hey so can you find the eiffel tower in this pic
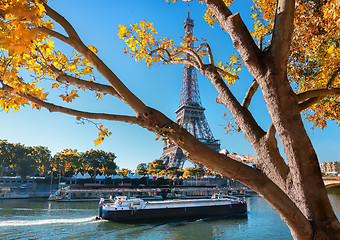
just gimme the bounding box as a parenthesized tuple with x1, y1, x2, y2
(160, 11, 220, 168)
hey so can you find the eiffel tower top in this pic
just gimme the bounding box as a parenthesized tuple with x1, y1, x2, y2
(184, 6, 194, 34)
(177, 7, 203, 110)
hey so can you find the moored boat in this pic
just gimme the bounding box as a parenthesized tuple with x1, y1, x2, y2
(0, 188, 29, 199)
(98, 194, 247, 222)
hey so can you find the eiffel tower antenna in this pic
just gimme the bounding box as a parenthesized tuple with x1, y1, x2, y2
(187, 4, 190, 18)
(160, 12, 220, 169)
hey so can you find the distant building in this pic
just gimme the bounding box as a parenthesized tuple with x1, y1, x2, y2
(320, 161, 340, 175)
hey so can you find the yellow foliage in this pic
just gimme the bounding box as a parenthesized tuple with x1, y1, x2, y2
(88, 45, 98, 53)
(59, 90, 79, 103)
(251, 0, 340, 128)
(0, 0, 99, 113)
(94, 125, 112, 146)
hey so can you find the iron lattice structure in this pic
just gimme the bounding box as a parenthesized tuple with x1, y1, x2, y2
(160, 13, 220, 168)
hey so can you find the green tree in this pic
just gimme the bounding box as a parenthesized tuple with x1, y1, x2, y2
(51, 149, 81, 177)
(12, 145, 36, 178)
(164, 166, 184, 177)
(136, 163, 148, 176)
(183, 167, 205, 178)
(1, 1, 340, 239)
(148, 159, 165, 175)
(81, 149, 117, 176)
(0, 140, 15, 176)
(31, 146, 51, 176)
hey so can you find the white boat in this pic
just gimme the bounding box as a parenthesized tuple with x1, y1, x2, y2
(48, 188, 163, 202)
(0, 190, 29, 199)
(98, 194, 247, 222)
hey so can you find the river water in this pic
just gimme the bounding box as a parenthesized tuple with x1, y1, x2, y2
(1, 188, 340, 240)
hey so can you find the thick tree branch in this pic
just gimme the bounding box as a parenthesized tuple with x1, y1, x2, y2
(242, 80, 259, 109)
(2, 84, 139, 124)
(299, 97, 321, 111)
(219, 149, 256, 164)
(201, 65, 266, 144)
(227, 153, 257, 164)
(206, 0, 264, 79)
(297, 88, 340, 104)
(43, 4, 147, 115)
(270, 0, 295, 67)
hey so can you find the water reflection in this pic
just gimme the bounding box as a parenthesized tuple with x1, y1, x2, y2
(327, 186, 340, 218)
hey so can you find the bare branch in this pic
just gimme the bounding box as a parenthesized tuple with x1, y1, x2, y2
(151, 42, 212, 68)
(195, 43, 214, 65)
(43, 3, 81, 41)
(149, 48, 172, 60)
(49, 65, 123, 100)
(2, 84, 139, 124)
(151, 48, 202, 69)
(171, 48, 204, 69)
(38, 26, 70, 44)
(242, 80, 259, 109)
(163, 115, 311, 237)
(56, 75, 123, 100)
(237, 79, 259, 132)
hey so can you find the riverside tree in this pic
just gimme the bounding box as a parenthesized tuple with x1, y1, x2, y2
(0, 0, 340, 239)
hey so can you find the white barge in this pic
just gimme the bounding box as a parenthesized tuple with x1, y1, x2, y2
(98, 194, 247, 222)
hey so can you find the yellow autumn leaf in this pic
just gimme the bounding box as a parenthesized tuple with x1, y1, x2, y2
(88, 45, 98, 53)
(327, 45, 335, 54)
(94, 138, 102, 147)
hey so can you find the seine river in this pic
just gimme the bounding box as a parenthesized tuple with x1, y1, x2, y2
(1, 188, 340, 240)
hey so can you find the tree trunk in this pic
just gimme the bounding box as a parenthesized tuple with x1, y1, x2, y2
(255, 55, 340, 239)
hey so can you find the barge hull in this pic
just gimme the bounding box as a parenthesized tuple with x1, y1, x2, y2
(101, 202, 247, 222)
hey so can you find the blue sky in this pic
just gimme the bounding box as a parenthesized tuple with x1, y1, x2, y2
(0, 0, 339, 170)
